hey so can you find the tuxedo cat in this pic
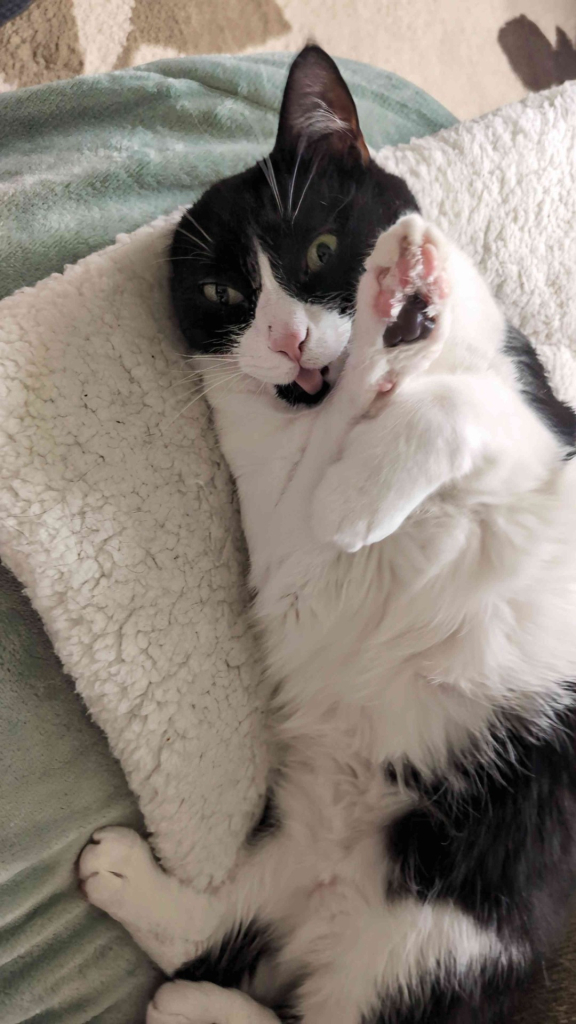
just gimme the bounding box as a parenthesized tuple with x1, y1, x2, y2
(80, 46, 576, 1024)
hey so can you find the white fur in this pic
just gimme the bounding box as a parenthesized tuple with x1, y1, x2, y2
(80, 210, 576, 1022)
(235, 248, 350, 386)
(148, 980, 279, 1024)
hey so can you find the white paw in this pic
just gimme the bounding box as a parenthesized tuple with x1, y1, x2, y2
(351, 212, 451, 389)
(147, 981, 227, 1024)
(312, 450, 393, 552)
(79, 826, 159, 923)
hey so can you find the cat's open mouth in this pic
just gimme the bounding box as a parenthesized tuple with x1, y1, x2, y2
(276, 366, 331, 407)
(294, 366, 325, 395)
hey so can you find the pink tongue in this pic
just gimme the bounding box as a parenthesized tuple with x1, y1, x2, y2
(295, 367, 324, 395)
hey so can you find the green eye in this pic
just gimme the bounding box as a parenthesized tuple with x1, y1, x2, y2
(306, 234, 338, 273)
(202, 283, 245, 305)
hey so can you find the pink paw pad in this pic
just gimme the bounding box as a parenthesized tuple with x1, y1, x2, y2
(373, 235, 448, 347)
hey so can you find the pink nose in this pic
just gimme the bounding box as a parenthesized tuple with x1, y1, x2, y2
(269, 327, 307, 364)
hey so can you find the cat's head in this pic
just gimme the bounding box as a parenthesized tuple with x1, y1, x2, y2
(170, 45, 418, 407)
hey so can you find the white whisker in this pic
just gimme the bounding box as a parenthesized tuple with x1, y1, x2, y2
(177, 227, 211, 254)
(288, 149, 303, 217)
(183, 211, 214, 246)
(293, 159, 318, 222)
(161, 372, 245, 432)
(258, 157, 284, 216)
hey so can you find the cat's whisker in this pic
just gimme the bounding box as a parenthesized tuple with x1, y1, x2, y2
(162, 372, 245, 432)
(287, 149, 303, 218)
(170, 367, 241, 388)
(292, 158, 319, 222)
(181, 352, 236, 359)
(183, 211, 214, 247)
(258, 157, 284, 217)
(176, 227, 212, 255)
(161, 255, 212, 264)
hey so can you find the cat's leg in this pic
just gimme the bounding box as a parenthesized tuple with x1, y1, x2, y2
(311, 370, 492, 552)
(311, 216, 506, 551)
(80, 821, 311, 975)
(79, 827, 224, 973)
(343, 212, 454, 399)
(147, 979, 279, 1024)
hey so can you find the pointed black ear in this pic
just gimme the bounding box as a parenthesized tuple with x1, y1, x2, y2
(273, 45, 370, 166)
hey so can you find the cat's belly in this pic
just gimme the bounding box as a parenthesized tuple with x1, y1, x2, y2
(246, 761, 409, 1013)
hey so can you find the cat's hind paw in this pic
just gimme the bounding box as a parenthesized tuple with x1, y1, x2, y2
(79, 826, 160, 922)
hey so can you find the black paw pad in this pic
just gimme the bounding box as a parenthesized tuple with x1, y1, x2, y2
(384, 294, 435, 348)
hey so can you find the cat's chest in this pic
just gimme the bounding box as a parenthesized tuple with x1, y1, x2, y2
(212, 390, 336, 581)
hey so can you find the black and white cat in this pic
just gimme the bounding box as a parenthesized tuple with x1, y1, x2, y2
(80, 46, 576, 1024)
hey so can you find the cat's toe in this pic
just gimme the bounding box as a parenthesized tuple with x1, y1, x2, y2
(369, 215, 450, 339)
(79, 826, 157, 918)
(147, 981, 199, 1023)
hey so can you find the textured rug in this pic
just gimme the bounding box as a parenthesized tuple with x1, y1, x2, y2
(0, 0, 575, 118)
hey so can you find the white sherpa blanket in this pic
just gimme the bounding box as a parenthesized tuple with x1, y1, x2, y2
(0, 83, 574, 887)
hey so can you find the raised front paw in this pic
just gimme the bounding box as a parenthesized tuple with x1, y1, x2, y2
(79, 826, 160, 923)
(350, 213, 451, 392)
(371, 213, 449, 341)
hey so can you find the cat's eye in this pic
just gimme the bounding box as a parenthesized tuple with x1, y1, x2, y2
(202, 283, 245, 305)
(306, 234, 338, 273)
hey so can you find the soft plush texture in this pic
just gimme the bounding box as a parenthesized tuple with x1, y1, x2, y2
(0, 209, 270, 888)
(0, 56, 453, 1023)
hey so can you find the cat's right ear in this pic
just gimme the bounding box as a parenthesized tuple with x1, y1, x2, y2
(272, 45, 370, 166)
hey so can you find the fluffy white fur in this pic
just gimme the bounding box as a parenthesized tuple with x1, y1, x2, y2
(236, 246, 350, 390)
(80, 211, 576, 1023)
(0, 84, 572, 899)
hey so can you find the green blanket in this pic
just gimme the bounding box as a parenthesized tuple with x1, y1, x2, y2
(0, 53, 454, 1023)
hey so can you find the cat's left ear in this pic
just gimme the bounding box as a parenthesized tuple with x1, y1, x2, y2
(273, 45, 370, 166)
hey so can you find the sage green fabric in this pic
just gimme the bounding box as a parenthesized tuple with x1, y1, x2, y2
(0, 563, 160, 1023)
(0, 54, 454, 1022)
(0, 52, 455, 302)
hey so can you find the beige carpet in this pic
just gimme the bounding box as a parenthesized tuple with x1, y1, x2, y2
(0, 0, 575, 118)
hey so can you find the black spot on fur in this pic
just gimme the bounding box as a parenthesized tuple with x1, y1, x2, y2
(175, 919, 277, 989)
(505, 324, 576, 455)
(273, 998, 305, 1023)
(387, 706, 576, 949)
(175, 919, 305, 1019)
(247, 787, 281, 844)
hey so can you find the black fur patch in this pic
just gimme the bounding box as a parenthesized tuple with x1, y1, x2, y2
(176, 918, 304, 1021)
(169, 46, 418, 407)
(505, 324, 576, 454)
(387, 707, 576, 946)
(363, 963, 527, 1024)
(247, 787, 281, 845)
(273, 997, 305, 1023)
(175, 918, 276, 989)
(275, 378, 332, 408)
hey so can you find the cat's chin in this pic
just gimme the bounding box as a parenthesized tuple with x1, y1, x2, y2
(275, 378, 332, 407)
